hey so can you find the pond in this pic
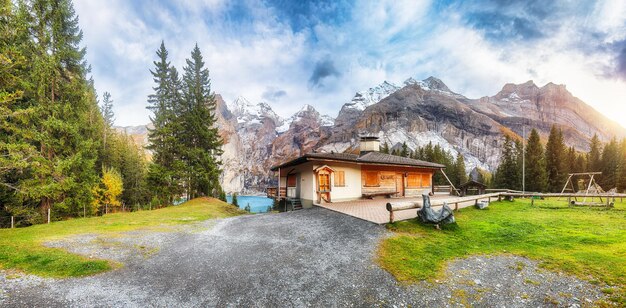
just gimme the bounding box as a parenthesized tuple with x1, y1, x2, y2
(226, 195, 274, 213)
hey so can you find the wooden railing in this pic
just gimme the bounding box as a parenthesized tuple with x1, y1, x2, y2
(433, 185, 452, 194)
(385, 191, 626, 224)
(266, 187, 286, 198)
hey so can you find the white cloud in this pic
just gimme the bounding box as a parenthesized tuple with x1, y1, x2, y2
(74, 0, 626, 129)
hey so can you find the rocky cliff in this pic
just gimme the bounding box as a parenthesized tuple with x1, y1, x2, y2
(117, 77, 626, 194)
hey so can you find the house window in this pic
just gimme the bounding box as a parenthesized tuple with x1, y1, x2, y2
(335, 171, 345, 187)
(364, 171, 380, 187)
(407, 173, 421, 188)
(421, 174, 431, 187)
(318, 174, 330, 192)
(287, 175, 297, 187)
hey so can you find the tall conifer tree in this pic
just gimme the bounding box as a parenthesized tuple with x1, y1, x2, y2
(20, 0, 101, 218)
(524, 128, 547, 192)
(588, 134, 602, 172)
(146, 41, 184, 204)
(495, 135, 521, 190)
(545, 125, 566, 192)
(180, 44, 223, 198)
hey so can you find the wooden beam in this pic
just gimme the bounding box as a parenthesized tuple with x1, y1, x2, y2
(439, 169, 461, 196)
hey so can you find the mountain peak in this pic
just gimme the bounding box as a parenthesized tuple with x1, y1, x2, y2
(422, 76, 451, 92)
(298, 104, 316, 113)
(228, 96, 282, 125)
(343, 81, 400, 112)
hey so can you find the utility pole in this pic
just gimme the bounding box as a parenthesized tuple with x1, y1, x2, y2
(522, 125, 526, 194)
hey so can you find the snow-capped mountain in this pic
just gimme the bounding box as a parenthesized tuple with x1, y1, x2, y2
(342, 81, 401, 112)
(227, 96, 282, 126)
(120, 76, 625, 193)
(276, 104, 335, 133)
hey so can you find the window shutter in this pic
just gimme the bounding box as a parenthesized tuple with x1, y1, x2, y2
(365, 171, 379, 186)
(335, 171, 345, 187)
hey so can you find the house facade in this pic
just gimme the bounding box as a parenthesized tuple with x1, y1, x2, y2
(269, 137, 445, 208)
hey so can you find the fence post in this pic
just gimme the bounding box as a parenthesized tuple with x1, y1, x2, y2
(47, 208, 50, 224)
(11, 216, 14, 229)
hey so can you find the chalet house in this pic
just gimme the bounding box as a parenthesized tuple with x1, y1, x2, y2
(269, 136, 445, 208)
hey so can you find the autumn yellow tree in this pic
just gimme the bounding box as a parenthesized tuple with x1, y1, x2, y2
(94, 168, 124, 214)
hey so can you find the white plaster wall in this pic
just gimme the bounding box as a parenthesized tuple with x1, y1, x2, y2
(311, 163, 362, 202)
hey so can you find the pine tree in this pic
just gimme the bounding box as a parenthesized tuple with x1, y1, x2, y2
(599, 138, 619, 190)
(400, 142, 409, 157)
(20, 0, 101, 218)
(524, 128, 547, 192)
(380, 141, 390, 154)
(453, 153, 467, 187)
(146, 41, 184, 204)
(545, 125, 566, 192)
(618, 139, 626, 192)
(180, 44, 223, 198)
(101, 92, 114, 127)
(232, 192, 238, 207)
(495, 135, 521, 190)
(588, 133, 602, 172)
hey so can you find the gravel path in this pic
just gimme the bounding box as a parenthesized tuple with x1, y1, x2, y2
(0, 207, 610, 307)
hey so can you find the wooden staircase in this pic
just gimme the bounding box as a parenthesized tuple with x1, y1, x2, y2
(288, 198, 303, 211)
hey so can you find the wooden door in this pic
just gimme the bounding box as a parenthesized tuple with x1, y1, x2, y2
(395, 173, 404, 196)
(318, 174, 330, 192)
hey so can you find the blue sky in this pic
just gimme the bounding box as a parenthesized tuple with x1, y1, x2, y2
(74, 0, 626, 127)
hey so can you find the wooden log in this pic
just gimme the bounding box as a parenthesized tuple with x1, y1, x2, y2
(386, 201, 421, 212)
(11, 216, 14, 229)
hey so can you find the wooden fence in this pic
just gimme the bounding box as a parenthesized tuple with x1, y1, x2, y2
(385, 192, 626, 224)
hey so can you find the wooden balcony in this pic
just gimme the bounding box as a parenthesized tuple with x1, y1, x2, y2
(266, 187, 286, 199)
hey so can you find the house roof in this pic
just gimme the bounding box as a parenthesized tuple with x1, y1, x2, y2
(459, 179, 487, 188)
(270, 151, 445, 171)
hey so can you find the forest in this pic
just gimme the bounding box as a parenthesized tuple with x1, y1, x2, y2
(385, 125, 626, 194)
(0, 0, 223, 227)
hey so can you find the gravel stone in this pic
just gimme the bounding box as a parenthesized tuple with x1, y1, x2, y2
(0, 207, 610, 307)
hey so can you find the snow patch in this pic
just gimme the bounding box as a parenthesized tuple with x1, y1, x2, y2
(343, 81, 400, 112)
(379, 126, 490, 173)
(317, 142, 351, 153)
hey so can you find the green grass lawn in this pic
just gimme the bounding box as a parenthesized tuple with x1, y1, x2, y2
(378, 198, 626, 303)
(0, 197, 245, 278)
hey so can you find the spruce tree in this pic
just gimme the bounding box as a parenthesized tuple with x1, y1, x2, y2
(618, 139, 626, 192)
(400, 142, 409, 157)
(180, 44, 223, 198)
(21, 0, 101, 218)
(545, 125, 566, 192)
(146, 41, 184, 204)
(453, 153, 467, 187)
(524, 128, 547, 192)
(495, 135, 521, 190)
(599, 138, 619, 190)
(380, 141, 390, 154)
(588, 134, 602, 172)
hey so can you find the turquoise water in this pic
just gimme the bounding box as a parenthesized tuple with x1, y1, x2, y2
(226, 195, 274, 213)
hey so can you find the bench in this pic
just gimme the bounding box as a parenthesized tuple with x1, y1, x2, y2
(362, 191, 399, 199)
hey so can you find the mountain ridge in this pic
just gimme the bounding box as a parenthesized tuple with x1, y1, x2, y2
(116, 77, 625, 193)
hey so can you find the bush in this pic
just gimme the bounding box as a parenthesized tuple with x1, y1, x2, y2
(244, 203, 251, 212)
(232, 193, 238, 207)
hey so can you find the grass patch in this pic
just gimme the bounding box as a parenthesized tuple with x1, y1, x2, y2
(378, 199, 626, 303)
(0, 198, 245, 278)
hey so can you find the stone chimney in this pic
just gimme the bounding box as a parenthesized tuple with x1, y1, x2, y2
(359, 135, 380, 155)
